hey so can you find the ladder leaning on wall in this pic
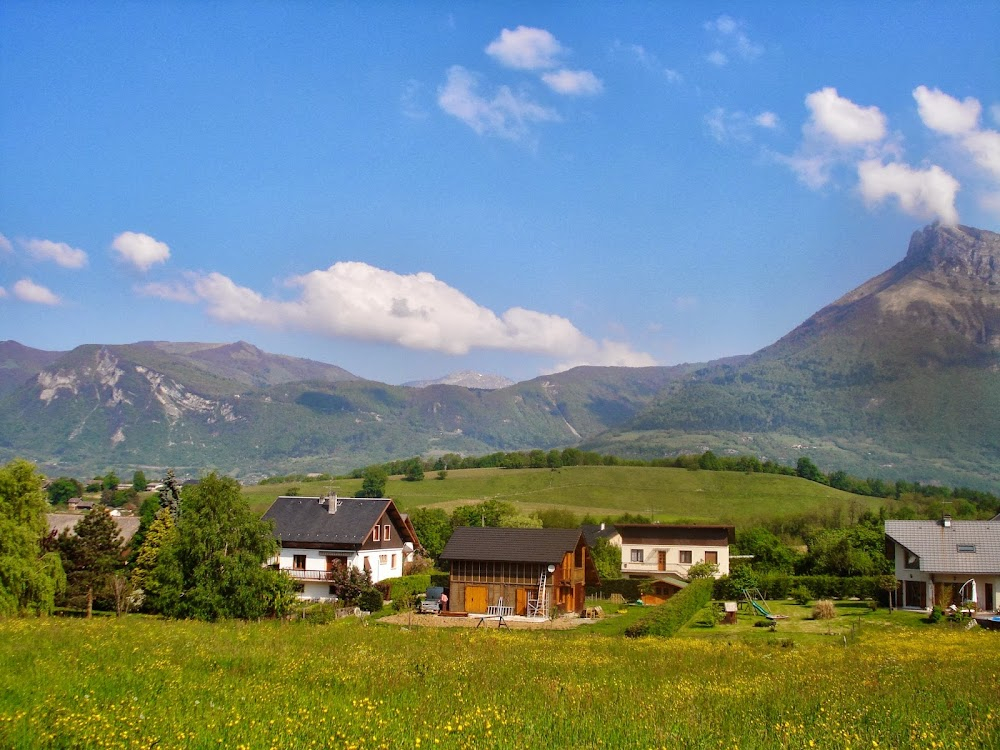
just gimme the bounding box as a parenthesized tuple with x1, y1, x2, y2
(526, 569, 548, 618)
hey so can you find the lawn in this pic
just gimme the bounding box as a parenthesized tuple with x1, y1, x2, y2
(2, 611, 997, 749)
(241, 465, 875, 524)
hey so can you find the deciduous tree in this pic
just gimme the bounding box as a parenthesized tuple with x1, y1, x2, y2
(0, 459, 65, 616)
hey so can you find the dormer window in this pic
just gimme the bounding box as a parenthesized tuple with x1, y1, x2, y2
(957, 544, 976, 553)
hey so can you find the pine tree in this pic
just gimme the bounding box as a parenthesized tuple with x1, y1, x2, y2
(59, 505, 124, 618)
(130, 507, 176, 605)
(158, 469, 182, 518)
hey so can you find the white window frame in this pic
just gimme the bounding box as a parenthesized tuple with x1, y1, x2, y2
(630, 549, 644, 563)
(383, 524, 391, 541)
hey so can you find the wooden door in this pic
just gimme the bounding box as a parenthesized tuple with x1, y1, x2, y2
(465, 586, 488, 614)
(986, 583, 994, 611)
(515, 587, 531, 616)
(657, 551, 666, 571)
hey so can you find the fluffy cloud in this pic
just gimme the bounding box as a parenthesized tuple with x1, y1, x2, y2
(805, 87, 886, 145)
(963, 129, 1000, 179)
(540, 69, 603, 96)
(485, 26, 563, 70)
(147, 261, 655, 367)
(22, 238, 87, 269)
(111, 231, 171, 272)
(0, 233, 12, 253)
(13, 278, 61, 305)
(913, 86, 981, 135)
(755, 111, 780, 129)
(704, 15, 762, 66)
(857, 160, 960, 225)
(438, 65, 559, 140)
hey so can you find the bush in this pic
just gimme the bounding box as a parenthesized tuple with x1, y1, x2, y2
(586, 579, 643, 602)
(812, 599, 836, 620)
(358, 588, 383, 613)
(625, 579, 714, 638)
(790, 585, 812, 605)
(386, 573, 432, 602)
(928, 606, 943, 624)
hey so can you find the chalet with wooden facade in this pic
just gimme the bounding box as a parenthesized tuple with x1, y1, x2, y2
(262, 495, 419, 600)
(885, 516, 1000, 611)
(439, 527, 600, 616)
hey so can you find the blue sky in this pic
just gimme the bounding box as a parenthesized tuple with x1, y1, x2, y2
(2, 2, 999, 384)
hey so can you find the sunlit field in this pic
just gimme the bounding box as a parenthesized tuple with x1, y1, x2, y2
(2, 611, 998, 749)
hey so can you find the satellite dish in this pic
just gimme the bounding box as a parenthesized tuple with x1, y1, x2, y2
(547, 564, 556, 573)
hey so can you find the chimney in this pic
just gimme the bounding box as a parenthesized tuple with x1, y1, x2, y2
(942, 514, 952, 528)
(325, 494, 339, 514)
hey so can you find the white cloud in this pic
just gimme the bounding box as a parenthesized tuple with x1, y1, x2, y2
(755, 111, 780, 129)
(704, 15, 762, 65)
(111, 231, 170, 272)
(553, 339, 657, 372)
(777, 152, 835, 190)
(137, 281, 200, 303)
(913, 86, 981, 135)
(805, 87, 886, 145)
(437, 65, 559, 140)
(992, 104, 1000, 127)
(857, 159, 960, 225)
(706, 107, 779, 143)
(962, 129, 1000, 179)
(13, 278, 61, 305)
(485, 26, 563, 70)
(21, 238, 87, 269)
(147, 261, 655, 368)
(0, 233, 12, 253)
(611, 41, 682, 83)
(706, 50, 728, 67)
(541, 69, 603, 96)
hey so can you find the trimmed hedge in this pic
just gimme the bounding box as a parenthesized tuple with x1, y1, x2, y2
(713, 574, 883, 601)
(625, 578, 714, 638)
(585, 579, 643, 601)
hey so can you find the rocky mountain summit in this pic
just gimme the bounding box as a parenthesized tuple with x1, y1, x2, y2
(403, 371, 516, 390)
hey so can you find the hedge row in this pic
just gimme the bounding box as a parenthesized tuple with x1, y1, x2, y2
(625, 578, 715, 638)
(714, 574, 885, 601)
(585, 579, 643, 601)
(374, 574, 433, 602)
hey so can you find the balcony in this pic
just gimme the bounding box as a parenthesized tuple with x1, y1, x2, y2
(282, 568, 335, 581)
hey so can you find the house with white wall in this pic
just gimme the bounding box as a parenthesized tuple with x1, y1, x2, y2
(262, 495, 419, 600)
(885, 516, 1000, 612)
(615, 524, 734, 596)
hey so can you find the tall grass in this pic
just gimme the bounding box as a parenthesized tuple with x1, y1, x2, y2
(2, 615, 998, 749)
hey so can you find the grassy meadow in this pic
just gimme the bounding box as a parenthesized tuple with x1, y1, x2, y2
(2, 608, 998, 749)
(241, 465, 874, 523)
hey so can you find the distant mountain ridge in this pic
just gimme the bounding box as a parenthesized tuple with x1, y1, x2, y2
(1, 224, 998, 490)
(403, 371, 516, 390)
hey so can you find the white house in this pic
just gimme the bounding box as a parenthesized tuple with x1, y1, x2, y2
(613, 523, 734, 595)
(262, 495, 419, 600)
(885, 516, 1000, 612)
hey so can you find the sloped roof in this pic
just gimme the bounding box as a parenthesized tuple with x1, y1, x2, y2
(440, 527, 585, 564)
(47, 513, 141, 542)
(615, 523, 735, 545)
(262, 496, 416, 547)
(581, 523, 618, 548)
(885, 519, 1000, 574)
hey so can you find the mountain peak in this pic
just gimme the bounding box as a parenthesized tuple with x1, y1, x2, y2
(905, 224, 1000, 283)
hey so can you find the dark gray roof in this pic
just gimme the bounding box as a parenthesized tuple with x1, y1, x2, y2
(47, 513, 141, 542)
(439, 527, 585, 564)
(885, 519, 1000, 574)
(581, 523, 618, 548)
(263, 496, 394, 547)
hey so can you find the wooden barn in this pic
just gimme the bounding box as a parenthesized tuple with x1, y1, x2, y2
(440, 527, 600, 616)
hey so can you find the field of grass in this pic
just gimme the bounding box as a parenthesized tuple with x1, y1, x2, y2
(241, 465, 876, 524)
(1, 610, 998, 749)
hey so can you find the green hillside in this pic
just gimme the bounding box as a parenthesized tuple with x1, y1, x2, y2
(243, 464, 876, 524)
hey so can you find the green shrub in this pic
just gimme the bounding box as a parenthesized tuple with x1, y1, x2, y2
(790, 585, 812, 605)
(358, 588, 383, 613)
(928, 607, 943, 624)
(625, 579, 714, 638)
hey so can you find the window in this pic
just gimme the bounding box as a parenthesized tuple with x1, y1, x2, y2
(904, 551, 919, 570)
(293, 554, 306, 570)
(704, 551, 718, 564)
(391, 554, 397, 568)
(373, 525, 380, 542)
(679, 550, 692, 564)
(957, 544, 976, 553)
(379, 554, 388, 565)
(630, 549, 644, 563)
(383, 524, 391, 541)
